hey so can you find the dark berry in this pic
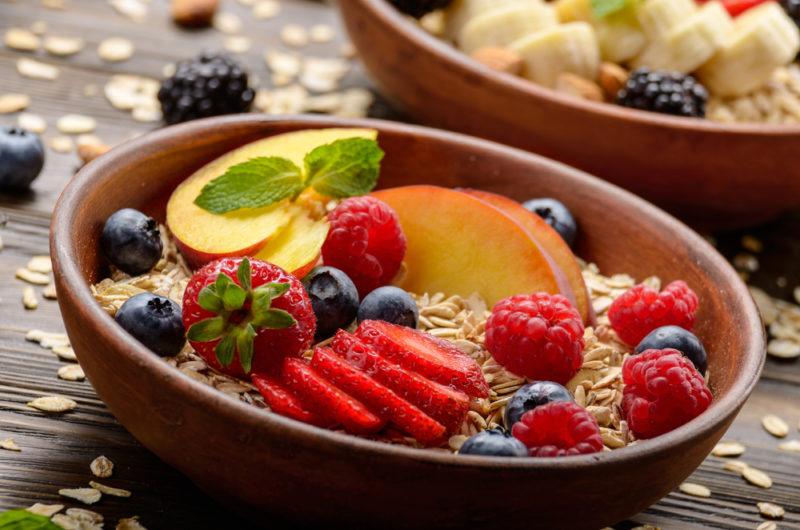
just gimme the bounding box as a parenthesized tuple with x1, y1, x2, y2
(521, 198, 577, 248)
(635, 325, 708, 374)
(617, 68, 708, 118)
(101, 208, 163, 276)
(0, 126, 44, 191)
(780, 0, 800, 27)
(459, 428, 528, 457)
(303, 266, 360, 341)
(388, 0, 454, 18)
(115, 293, 185, 356)
(504, 381, 574, 429)
(157, 52, 255, 125)
(357, 286, 418, 328)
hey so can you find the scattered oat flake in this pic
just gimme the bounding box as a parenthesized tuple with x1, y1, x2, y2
(27, 255, 53, 273)
(44, 35, 84, 56)
(679, 482, 711, 498)
(224, 35, 252, 54)
(57, 114, 97, 135)
(213, 12, 242, 34)
(310, 24, 335, 43)
(26, 329, 67, 344)
(90, 480, 131, 498)
(18, 113, 47, 133)
(253, 0, 280, 19)
(0, 438, 21, 451)
(49, 135, 75, 153)
(17, 58, 60, 80)
(779, 439, 800, 452)
(66, 507, 103, 524)
(30, 21, 49, 35)
(99, 38, 135, 62)
(712, 441, 746, 457)
(28, 395, 77, 412)
(59, 487, 102, 505)
(762, 415, 789, 438)
(757, 522, 778, 530)
(757, 502, 785, 519)
(281, 24, 309, 47)
(767, 339, 800, 359)
(58, 364, 85, 381)
(0, 93, 31, 114)
(131, 106, 162, 123)
(723, 460, 750, 474)
(23, 286, 39, 310)
(27, 503, 64, 517)
(116, 517, 147, 530)
(53, 346, 78, 361)
(90, 455, 114, 478)
(5, 28, 40, 51)
(742, 466, 773, 488)
(109, 0, 148, 21)
(16, 267, 50, 285)
(42, 0, 67, 9)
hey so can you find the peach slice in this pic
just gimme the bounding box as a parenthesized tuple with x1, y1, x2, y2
(254, 206, 330, 279)
(372, 185, 569, 307)
(462, 189, 592, 323)
(167, 128, 377, 269)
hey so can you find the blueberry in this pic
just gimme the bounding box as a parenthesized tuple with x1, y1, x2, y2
(459, 428, 528, 457)
(303, 266, 360, 341)
(357, 286, 418, 328)
(0, 126, 44, 191)
(522, 198, 577, 248)
(504, 381, 574, 429)
(635, 325, 708, 374)
(101, 208, 163, 275)
(115, 293, 185, 356)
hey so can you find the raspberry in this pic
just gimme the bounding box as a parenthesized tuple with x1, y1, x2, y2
(484, 293, 584, 384)
(621, 348, 712, 439)
(321, 197, 406, 297)
(608, 280, 699, 346)
(511, 402, 603, 457)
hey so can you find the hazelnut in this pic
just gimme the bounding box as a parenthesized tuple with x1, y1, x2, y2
(171, 0, 219, 28)
(598, 62, 629, 101)
(470, 47, 523, 76)
(555, 73, 604, 103)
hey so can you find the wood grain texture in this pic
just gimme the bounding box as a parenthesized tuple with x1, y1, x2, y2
(0, 1, 798, 529)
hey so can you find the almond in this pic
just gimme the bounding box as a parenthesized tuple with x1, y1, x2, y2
(78, 142, 111, 165)
(470, 47, 523, 76)
(555, 73, 604, 103)
(598, 62, 629, 101)
(171, 0, 219, 27)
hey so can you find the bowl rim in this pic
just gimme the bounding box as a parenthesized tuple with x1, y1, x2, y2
(51, 114, 765, 471)
(354, 0, 800, 136)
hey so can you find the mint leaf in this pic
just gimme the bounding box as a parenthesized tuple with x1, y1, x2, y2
(187, 316, 225, 342)
(0, 510, 61, 530)
(305, 138, 384, 198)
(591, 0, 627, 17)
(194, 157, 304, 214)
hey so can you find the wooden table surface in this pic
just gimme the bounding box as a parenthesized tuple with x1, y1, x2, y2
(1, 1, 799, 529)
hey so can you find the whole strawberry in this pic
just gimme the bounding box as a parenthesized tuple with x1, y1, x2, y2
(485, 293, 584, 384)
(182, 257, 316, 377)
(608, 280, 699, 346)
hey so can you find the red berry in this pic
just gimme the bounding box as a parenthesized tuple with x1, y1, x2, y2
(621, 348, 712, 439)
(183, 257, 316, 377)
(311, 347, 446, 445)
(330, 330, 470, 432)
(321, 196, 406, 297)
(511, 401, 603, 457)
(608, 280, 699, 346)
(282, 357, 385, 435)
(356, 320, 489, 398)
(485, 293, 584, 384)
(251, 373, 327, 427)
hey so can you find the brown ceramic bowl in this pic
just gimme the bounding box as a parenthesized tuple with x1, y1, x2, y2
(339, 0, 800, 228)
(51, 115, 764, 530)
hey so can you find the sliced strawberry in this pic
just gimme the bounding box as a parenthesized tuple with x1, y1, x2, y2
(311, 347, 446, 445)
(251, 373, 330, 426)
(355, 320, 489, 398)
(281, 357, 385, 435)
(330, 330, 470, 432)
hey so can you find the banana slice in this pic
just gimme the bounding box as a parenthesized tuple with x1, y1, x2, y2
(553, 0, 592, 23)
(595, 18, 647, 63)
(636, 0, 697, 40)
(509, 22, 600, 88)
(699, 2, 800, 97)
(632, 2, 733, 74)
(459, 3, 559, 54)
(444, 0, 541, 42)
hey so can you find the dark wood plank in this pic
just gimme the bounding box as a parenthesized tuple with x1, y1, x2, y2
(0, 1, 799, 528)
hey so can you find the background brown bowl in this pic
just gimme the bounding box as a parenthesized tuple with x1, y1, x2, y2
(51, 115, 764, 530)
(339, 0, 800, 228)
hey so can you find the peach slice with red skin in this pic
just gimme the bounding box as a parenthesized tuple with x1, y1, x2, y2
(371, 185, 571, 308)
(462, 189, 592, 323)
(166, 128, 377, 269)
(254, 206, 329, 278)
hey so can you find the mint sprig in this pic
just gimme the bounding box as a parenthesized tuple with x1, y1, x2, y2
(194, 137, 384, 214)
(0, 510, 62, 530)
(185, 258, 297, 373)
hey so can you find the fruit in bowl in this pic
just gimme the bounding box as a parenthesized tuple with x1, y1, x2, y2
(94, 127, 715, 453)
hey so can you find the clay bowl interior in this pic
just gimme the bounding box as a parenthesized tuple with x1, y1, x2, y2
(51, 115, 764, 530)
(339, 0, 800, 228)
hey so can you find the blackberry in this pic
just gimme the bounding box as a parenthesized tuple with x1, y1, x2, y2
(387, 0, 454, 18)
(617, 69, 708, 118)
(780, 0, 800, 27)
(158, 52, 255, 125)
